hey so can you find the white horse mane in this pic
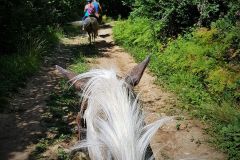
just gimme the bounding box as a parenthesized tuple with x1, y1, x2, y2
(71, 69, 172, 160)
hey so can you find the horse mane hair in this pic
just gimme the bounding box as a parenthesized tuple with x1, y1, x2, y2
(71, 69, 172, 160)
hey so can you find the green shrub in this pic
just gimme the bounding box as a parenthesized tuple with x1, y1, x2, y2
(114, 19, 166, 56)
(218, 122, 240, 159)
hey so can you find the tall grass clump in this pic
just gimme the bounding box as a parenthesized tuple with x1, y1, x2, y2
(0, 26, 64, 112)
(113, 18, 240, 159)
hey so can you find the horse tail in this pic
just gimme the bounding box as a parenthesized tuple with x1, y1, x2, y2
(84, 17, 98, 43)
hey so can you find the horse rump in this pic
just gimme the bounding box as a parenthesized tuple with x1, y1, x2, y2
(83, 17, 99, 44)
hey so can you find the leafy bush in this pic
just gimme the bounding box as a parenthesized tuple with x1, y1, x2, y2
(113, 18, 162, 50)
(0, 35, 45, 93)
(122, 0, 240, 38)
(218, 122, 240, 159)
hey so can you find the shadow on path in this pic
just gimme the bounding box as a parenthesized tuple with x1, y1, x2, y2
(0, 24, 111, 160)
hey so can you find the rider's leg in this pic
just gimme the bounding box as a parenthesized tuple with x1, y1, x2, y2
(82, 16, 88, 30)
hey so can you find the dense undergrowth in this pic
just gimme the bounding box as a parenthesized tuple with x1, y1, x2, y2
(0, 26, 64, 112)
(113, 18, 240, 159)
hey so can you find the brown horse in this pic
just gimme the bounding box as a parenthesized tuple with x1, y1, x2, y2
(83, 17, 99, 44)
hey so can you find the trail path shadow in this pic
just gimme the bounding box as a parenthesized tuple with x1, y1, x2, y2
(0, 45, 78, 160)
(0, 24, 108, 160)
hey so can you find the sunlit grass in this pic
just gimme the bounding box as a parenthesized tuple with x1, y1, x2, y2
(0, 26, 64, 112)
(113, 19, 240, 159)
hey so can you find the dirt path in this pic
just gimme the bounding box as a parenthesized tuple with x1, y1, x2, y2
(0, 37, 80, 159)
(0, 23, 226, 160)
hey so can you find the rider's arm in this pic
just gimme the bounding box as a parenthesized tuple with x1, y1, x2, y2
(84, 5, 88, 12)
(98, 3, 102, 13)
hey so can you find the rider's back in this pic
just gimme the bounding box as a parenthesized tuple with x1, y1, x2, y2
(87, 3, 95, 15)
(92, 1, 99, 13)
(84, 3, 95, 17)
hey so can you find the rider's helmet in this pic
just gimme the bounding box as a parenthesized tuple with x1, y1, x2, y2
(87, 0, 92, 2)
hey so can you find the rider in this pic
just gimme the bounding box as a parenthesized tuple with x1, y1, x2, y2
(82, 0, 95, 30)
(92, 0, 102, 19)
(82, 0, 95, 21)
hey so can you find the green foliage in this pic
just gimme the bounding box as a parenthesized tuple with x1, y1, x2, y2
(69, 55, 89, 74)
(57, 148, 70, 160)
(35, 139, 49, 153)
(113, 18, 162, 50)
(0, 0, 84, 54)
(113, 18, 240, 159)
(0, 35, 45, 109)
(0, 26, 64, 112)
(46, 86, 78, 135)
(100, 0, 132, 18)
(131, 0, 199, 36)
(218, 121, 240, 159)
(33, 53, 88, 158)
(127, 0, 240, 37)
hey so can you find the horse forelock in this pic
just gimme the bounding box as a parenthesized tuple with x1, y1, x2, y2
(72, 69, 172, 160)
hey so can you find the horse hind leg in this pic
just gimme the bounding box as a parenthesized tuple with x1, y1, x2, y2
(88, 33, 91, 44)
(92, 33, 95, 42)
(95, 29, 98, 37)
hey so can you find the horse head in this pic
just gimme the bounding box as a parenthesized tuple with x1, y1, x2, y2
(56, 55, 172, 160)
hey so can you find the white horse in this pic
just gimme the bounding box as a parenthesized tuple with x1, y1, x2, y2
(56, 56, 172, 160)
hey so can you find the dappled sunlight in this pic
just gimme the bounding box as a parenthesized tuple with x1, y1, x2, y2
(0, 23, 116, 159)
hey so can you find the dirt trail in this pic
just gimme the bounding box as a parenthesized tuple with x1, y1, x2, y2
(0, 39, 78, 159)
(0, 23, 226, 160)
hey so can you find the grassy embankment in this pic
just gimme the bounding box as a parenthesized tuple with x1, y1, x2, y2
(0, 26, 66, 112)
(113, 18, 240, 159)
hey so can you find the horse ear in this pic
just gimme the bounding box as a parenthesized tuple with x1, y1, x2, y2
(55, 65, 86, 91)
(56, 65, 77, 80)
(125, 55, 150, 87)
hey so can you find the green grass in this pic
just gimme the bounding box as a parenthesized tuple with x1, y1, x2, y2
(113, 18, 240, 159)
(0, 26, 65, 112)
(0, 37, 45, 112)
(43, 53, 88, 138)
(57, 148, 70, 160)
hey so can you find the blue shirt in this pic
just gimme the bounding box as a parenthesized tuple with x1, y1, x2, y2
(93, 1, 99, 13)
